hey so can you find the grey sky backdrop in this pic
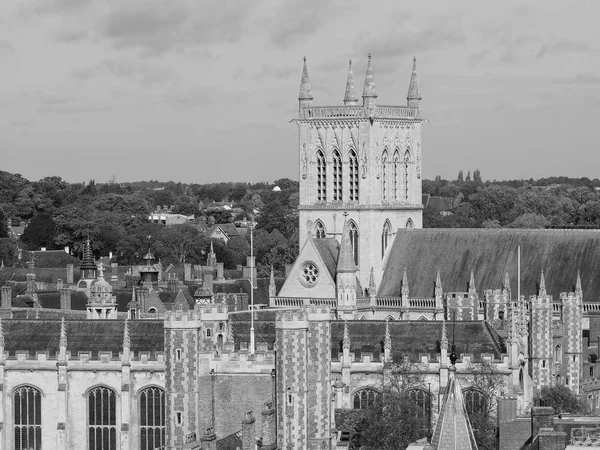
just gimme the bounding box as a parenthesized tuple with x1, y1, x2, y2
(1, 0, 599, 184)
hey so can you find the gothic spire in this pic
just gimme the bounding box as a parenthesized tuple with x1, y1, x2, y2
(406, 56, 422, 107)
(401, 267, 409, 298)
(368, 267, 376, 295)
(539, 270, 546, 297)
(342, 321, 351, 350)
(269, 266, 276, 298)
(59, 317, 67, 349)
(298, 56, 314, 102)
(337, 217, 356, 273)
(343, 60, 359, 105)
(362, 54, 377, 99)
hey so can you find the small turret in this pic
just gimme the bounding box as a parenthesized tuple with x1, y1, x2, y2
(468, 269, 476, 295)
(575, 269, 583, 301)
(406, 56, 422, 107)
(343, 60, 359, 105)
(538, 270, 546, 297)
(384, 320, 392, 362)
(298, 56, 314, 111)
(362, 54, 377, 112)
(80, 239, 98, 280)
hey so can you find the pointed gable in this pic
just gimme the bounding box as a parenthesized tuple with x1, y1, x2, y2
(277, 237, 338, 298)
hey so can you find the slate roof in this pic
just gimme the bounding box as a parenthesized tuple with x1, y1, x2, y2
(1, 319, 164, 358)
(36, 290, 89, 310)
(330, 321, 505, 363)
(208, 223, 239, 238)
(379, 228, 600, 299)
(312, 238, 340, 281)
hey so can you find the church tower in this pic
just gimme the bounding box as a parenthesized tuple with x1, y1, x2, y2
(295, 55, 424, 287)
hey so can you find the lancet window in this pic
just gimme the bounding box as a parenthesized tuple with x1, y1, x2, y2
(382, 150, 388, 200)
(404, 150, 411, 201)
(140, 387, 166, 450)
(88, 386, 117, 450)
(463, 388, 489, 417)
(407, 388, 431, 421)
(353, 388, 380, 409)
(349, 150, 359, 201)
(393, 150, 400, 200)
(314, 221, 326, 239)
(333, 150, 342, 201)
(316, 150, 326, 201)
(381, 220, 392, 258)
(349, 221, 359, 266)
(14, 385, 42, 450)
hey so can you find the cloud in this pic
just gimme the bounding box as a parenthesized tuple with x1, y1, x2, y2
(536, 36, 596, 59)
(21, 0, 95, 17)
(250, 65, 298, 82)
(553, 73, 600, 85)
(73, 57, 177, 87)
(467, 49, 490, 67)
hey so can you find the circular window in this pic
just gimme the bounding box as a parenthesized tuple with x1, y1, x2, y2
(299, 262, 319, 287)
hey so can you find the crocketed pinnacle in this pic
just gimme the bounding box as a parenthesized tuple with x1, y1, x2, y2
(435, 269, 443, 298)
(575, 269, 582, 298)
(503, 272, 510, 294)
(80, 239, 97, 271)
(344, 60, 359, 105)
(406, 56, 422, 105)
(59, 317, 67, 348)
(401, 267, 409, 298)
(123, 319, 130, 349)
(342, 321, 351, 350)
(298, 56, 314, 100)
(362, 54, 377, 98)
(337, 218, 356, 273)
(539, 270, 546, 297)
(468, 269, 476, 293)
(269, 266, 276, 297)
(368, 267, 376, 294)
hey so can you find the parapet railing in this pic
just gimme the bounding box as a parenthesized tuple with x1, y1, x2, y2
(409, 298, 437, 308)
(298, 105, 421, 120)
(272, 297, 337, 307)
(375, 297, 403, 308)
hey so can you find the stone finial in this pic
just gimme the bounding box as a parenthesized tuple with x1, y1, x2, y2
(468, 268, 476, 294)
(575, 269, 583, 300)
(342, 321, 350, 350)
(435, 269, 443, 299)
(123, 319, 130, 349)
(368, 267, 376, 296)
(401, 267, 409, 298)
(59, 317, 67, 349)
(362, 53, 377, 98)
(441, 318, 448, 351)
(406, 56, 422, 107)
(343, 60, 359, 105)
(539, 270, 546, 297)
(268, 266, 276, 298)
(298, 56, 314, 101)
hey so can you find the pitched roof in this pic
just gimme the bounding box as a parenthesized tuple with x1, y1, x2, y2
(312, 238, 340, 281)
(426, 196, 451, 212)
(330, 320, 504, 362)
(427, 365, 478, 450)
(208, 223, 239, 238)
(379, 228, 600, 299)
(1, 319, 164, 358)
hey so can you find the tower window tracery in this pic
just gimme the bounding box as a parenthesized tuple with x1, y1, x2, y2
(382, 220, 391, 258)
(463, 389, 489, 417)
(407, 388, 431, 422)
(393, 150, 400, 200)
(333, 150, 342, 201)
(314, 221, 326, 239)
(382, 150, 388, 201)
(316, 150, 326, 201)
(404, 150, 411, 201)
(349, 150, 359, 201)
(88, 386, 117, 450)
(140, 387, 166, 450)
(353, 388, 380, 409)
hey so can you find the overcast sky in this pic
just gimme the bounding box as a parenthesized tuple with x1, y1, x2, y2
(1, 0, 599, 184)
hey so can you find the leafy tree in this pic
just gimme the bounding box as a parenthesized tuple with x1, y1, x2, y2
(509, 213, 550, 229)
(457, 170, 464, 182)
(20, 213, 56, 249)
(473, 169, 482, 183)
(0, 207, 8, 238)
(538, 385, 588, 414)
(0, 238, 19, 266)
(156, 224, 208, 265)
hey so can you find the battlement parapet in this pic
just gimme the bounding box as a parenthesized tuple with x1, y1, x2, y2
(4, 349, 165, 363)
(197, 302, 228, 321)
(164, 310, 202, 329)
(307, 304, 331, 321)
(275, 309, 308, 329)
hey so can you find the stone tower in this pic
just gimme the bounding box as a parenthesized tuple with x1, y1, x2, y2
(295, 55, 424, 288)
(275, 307, 331, 449)
(530, 271, 553, 395)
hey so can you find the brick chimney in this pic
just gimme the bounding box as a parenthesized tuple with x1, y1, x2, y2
(1, 285, 12, 309)
(199, 427, 216, 450)
(66, 264, 74, 284)
(26, 273, 36, 296)
(531, 407, 554, 438)
(537, 429, 566, 450)
(241, 411, 256, 450)
(137, 288, 149, 312)
(261, 401, 277, 450)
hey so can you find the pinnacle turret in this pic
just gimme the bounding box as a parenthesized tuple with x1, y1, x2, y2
(539, 270, 546, 297)
(435, 269, 443, 299)
(59, 317, 67, 349)
(342, 321, 350, 350)
(337, 218, 356, 274)
(401, 267, 409, 298)
(298, 56, 313, 109)
(503, 271, 511, 297)
(406, 56, 421, 107)
(441, 318, 448, 351)
(362, 54, 377, 100)
(123, 319, 131, 349)
(343, 60, 359, 105)
(269, 266, 276, 298)
(368, 267, 376, 296)
(575, 269, 582, 299)
(468, 269, 476, 294)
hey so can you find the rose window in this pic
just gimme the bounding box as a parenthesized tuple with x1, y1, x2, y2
(301, 263, 319, 286)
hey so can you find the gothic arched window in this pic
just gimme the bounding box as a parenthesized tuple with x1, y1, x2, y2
(314, 221, 326, 239)
(14, 385, 42, 450)
(555, 345, 562, 363)
(140, 387, 166, 450)
(333, 150, 342, 201)
(349, 221, 359, 266)
(404, 150, 411, 201)
(393, 150, 400, 201)
(381, 220, 392, 258)
(407, 388, 431, 421)
(382, 150, 389, 201)
(316, 150, 326, 202)
(88, 386, 117, 450)
(349, 150, 359, 201)
(405, 218, 414, 229)
(463, 388, 489, 417)
(353, 388, 380, 409)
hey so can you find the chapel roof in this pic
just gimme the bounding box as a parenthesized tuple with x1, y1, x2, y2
(379, 228, 600, 299)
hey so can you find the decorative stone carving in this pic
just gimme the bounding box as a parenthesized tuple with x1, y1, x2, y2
(375, 155, 381, 179)
(301, 144, 308, 179)
(361, 143, 368, 178)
